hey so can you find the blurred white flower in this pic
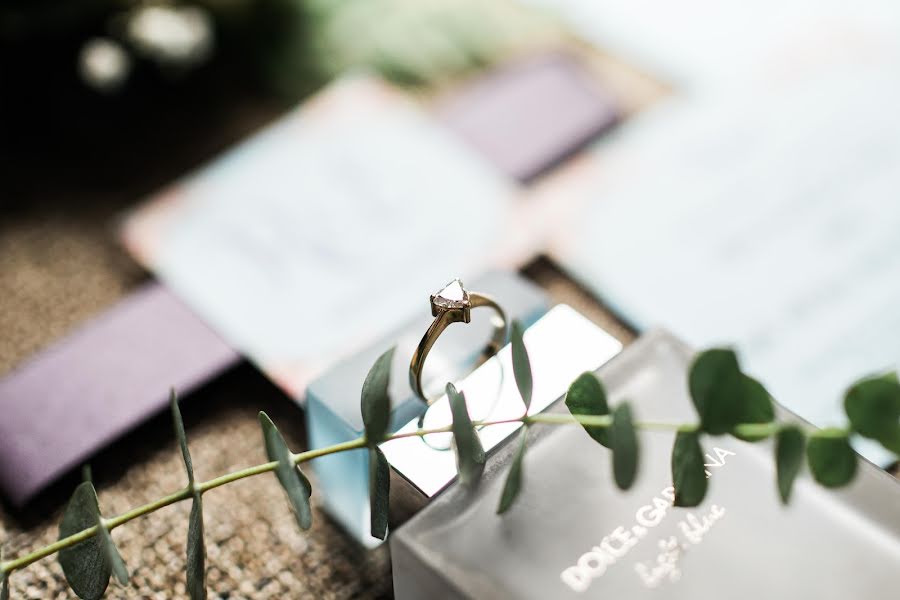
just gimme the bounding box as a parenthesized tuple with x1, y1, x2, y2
(78, 37, 132, 92)
(126, 4, 213, 67)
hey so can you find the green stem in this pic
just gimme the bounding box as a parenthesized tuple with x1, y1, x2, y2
(0, 426, 447, 574)
(384, 425, 453, 441)
(526, 412, 690, 432)
(0, 413, 771, 577)
(732, 422, 778, 439)
(810, 426, 852, 439)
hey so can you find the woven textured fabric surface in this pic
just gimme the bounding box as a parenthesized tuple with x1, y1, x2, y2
(0, 400, 393, 599)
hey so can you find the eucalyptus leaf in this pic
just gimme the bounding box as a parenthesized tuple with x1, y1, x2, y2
(361, 347, 395, 445)
(497, 426, 528, 514)
(510, 320, 533, 411)
(186, 494, 206, 600)
(447, 383, 486, 486)
(98, 526, 128, 585)
(369, 447, 391, 540)
(807, 429, 857, 488)
(171, 391, 206, 598)
(688, 349, 744, 435)
(775, 425, 806, 504)
(671, 430, 708, 507)
(611, 403, 639, 490)
(170, 390, 195, 484)
(58, 482, 111, 600)
(732, 375, 775, 442)
(565, 372, 611, 448)
(258, 412, 313, 530)
(877, 429, 900, 456)
(844, 374, 900, 453)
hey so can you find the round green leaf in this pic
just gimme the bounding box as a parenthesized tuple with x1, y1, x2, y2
(844, 375, 900, 451)
(369, 447, 391, 540)
(732, 375, 775, 442)
(510, 320, 533, 411)
(497, 426, 528, 514)
(775, 425, 805, 504)
(671, 430, 708, 507)
(807, 430, 857, 488)
(447, 383, 486, 486)
(611, 403, 639, 490)
(877, 429, 900, 456)
(58, 482, 111, 600)
(186, 494, 206, 600)
(361, 347, 396, 445)
(689, 349, 743, 435)
(565, 372, 611, 448)
(259, 412, 313, 530)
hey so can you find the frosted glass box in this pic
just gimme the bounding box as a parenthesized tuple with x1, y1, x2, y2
(305, 271, 548, 546)
(391, 330, 900, 599)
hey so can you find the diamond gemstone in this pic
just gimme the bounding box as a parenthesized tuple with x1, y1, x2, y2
(432, 279, 469, 310)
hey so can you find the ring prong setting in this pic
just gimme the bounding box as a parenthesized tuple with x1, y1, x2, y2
(430, 278, 471, 323)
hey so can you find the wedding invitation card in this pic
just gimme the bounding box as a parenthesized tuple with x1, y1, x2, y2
(121, 75, 529, 400)
(545, 66, 900, 465)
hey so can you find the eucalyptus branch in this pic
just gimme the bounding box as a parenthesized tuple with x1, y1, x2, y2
(0, 426, 423, 575)
(0, 319, 898, 600)
(0, 412, 769, 576)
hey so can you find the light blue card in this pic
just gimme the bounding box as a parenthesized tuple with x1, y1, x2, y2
(122, 75, 520, 399)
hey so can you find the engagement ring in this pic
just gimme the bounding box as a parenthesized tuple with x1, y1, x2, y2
(409, 278, 507, 403)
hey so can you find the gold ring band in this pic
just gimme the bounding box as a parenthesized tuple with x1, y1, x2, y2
(409, 279, 507, 404)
